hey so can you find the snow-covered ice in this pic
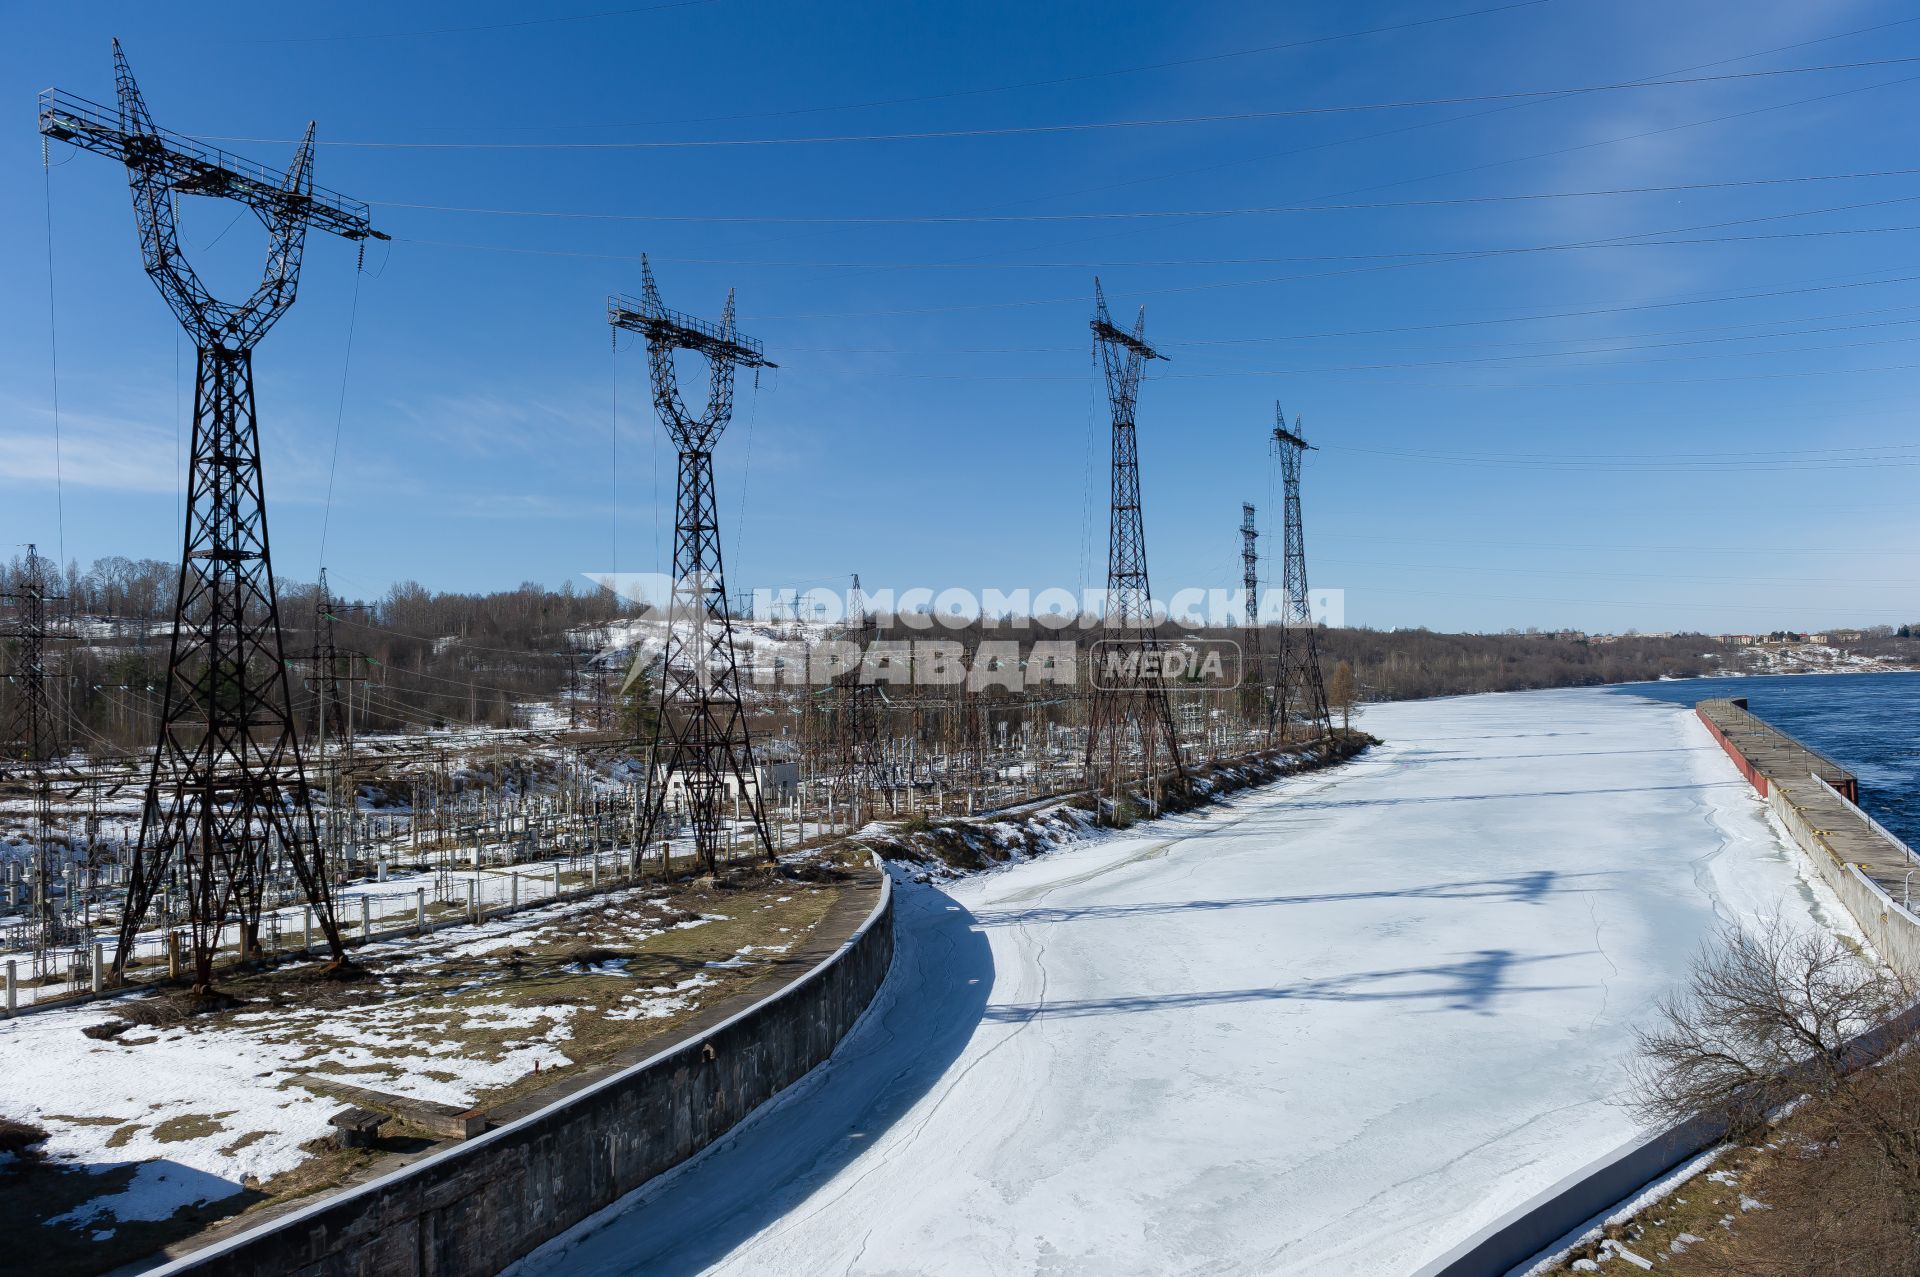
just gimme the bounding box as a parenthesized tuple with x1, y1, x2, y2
(510, 687, 1847, 1277)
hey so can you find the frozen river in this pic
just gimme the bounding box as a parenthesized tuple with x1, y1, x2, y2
(513, 688, 1841, 1277)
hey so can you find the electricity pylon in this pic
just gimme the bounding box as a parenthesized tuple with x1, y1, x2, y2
(610, 258, 777, 874)
(837, 573, 884, 819)
(2, 545, 61, 780)
(1240, 503, 1267, 732)
(1271, 406, 1332, 743)
(42, 43, 385, 989)
(3, 544, 66, 961)
(1083, 279, 1185, 801)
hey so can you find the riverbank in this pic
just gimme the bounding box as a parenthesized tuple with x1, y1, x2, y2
(509, 687, 1840, 1277)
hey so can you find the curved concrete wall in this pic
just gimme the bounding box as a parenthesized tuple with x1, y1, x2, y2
(150, 869, 895, 1277)
(1413, 998, 1920, 1277)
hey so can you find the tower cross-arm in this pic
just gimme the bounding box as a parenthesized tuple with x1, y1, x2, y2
(1272, 401, 1315, 454)
(40, 40, 386, 351)
(39, 56, 385, 245)
(1089, 276, 1167, 363)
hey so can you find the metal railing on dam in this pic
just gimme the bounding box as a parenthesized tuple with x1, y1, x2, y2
(1697, 696, 1916, 912)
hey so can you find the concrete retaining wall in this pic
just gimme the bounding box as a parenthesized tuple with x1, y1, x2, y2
(1767, 785, 1920, 984)
(1414, 998, 1920, 1277)
(1411, 1116, 1724, 1277)
(151, 868, 895, 1277)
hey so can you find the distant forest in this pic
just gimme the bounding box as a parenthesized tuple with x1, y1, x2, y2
(1, 554, 631, 754)
(4, 553, 1916, 757)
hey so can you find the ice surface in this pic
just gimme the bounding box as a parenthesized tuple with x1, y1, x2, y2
(508, 688, 1848, 1277)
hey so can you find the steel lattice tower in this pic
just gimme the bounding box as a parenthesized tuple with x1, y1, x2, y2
(41, 43, 384, 989)
(1240, 503, 1267, 727)
(2, 545, 60, 779)
(313, 569, 351, 754)
(837, 573, 884, 817)
(610, 258, 777, 874)
(1084, 279, 1185, 796)
(1271, 406, 1333, 742)
(3, 544, 64, 947)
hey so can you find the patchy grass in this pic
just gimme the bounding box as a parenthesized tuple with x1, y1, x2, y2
(0, 1119, 48, 1158)
(152, 1115, 232, 1145)
(6, 847, 874, 1277)
(1534, 1144, 1770, 1272)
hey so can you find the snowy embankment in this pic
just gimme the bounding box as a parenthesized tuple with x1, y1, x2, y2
(509, 687, 1848, 1277)
(0, 884, 734, 1234)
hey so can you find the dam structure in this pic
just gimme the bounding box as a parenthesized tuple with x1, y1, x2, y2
(1698, 696, 1920, 980)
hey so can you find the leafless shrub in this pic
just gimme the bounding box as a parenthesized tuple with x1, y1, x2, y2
(1629, 914, 1903, 1137)
(1634, 914, 1920, 1270)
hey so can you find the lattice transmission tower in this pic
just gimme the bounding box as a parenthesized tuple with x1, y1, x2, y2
(1271, 406, 1332, 743)
(837, 573, 884, 819)
(312, 568, 356, 756)
(1240, 503, 1267, 728)
(1084, 279, 1185, 798)
(3, 544, 67, 956)
(41, 43, 385, 988)
(2, 545, 61, 780)
(610, 258, 777, 874)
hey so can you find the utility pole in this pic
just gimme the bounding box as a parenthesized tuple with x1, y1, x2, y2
(42, 43, 384, 989)
(567, 649, 581, 732)
(1271, 406, 1332, 744)
(610, 258, 778, 874)
(1083, 279, 1185, 805)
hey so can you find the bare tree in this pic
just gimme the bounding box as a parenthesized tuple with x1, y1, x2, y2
(1632, 914, 1920, 1268)
(1327, 659, 1357, 731)
(1632, 916, 1902, 1133)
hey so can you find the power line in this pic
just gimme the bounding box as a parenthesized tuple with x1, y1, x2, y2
(1314, 444, 1920, 472)
(380, 1, 1567, 131)
(1336, 359, 1920, 392)
(40, 145, 65, 568)
(1166, 314, 1920, 379)
(240, 0, 720, 44)
(1329, 582, 1898, 618)
(317, 261, 364, 576)
(777, 299, 1920, 359)
(1334, 438, 1920, 463)
(396, 214, 1920, 333)
(1316, 531, 1916, 557)
(375, 164, 1920, 227)
(1317, 555, 1920, 590)
(953, 15, 1920, 226)
(203, 55, 1920, 150)
(739, 214, 1920, 323)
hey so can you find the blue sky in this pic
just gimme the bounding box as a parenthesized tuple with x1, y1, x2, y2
(3, 0, 1917, 634)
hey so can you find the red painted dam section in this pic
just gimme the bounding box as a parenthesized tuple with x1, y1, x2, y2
(1696, 705, 1769, 797)
(1694, 696, 1860, 805)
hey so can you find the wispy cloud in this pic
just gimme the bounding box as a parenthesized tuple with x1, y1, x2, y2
(0, 398, 179, 494)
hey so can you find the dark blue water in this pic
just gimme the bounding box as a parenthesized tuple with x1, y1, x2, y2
(1611, 672, 1920, 850)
